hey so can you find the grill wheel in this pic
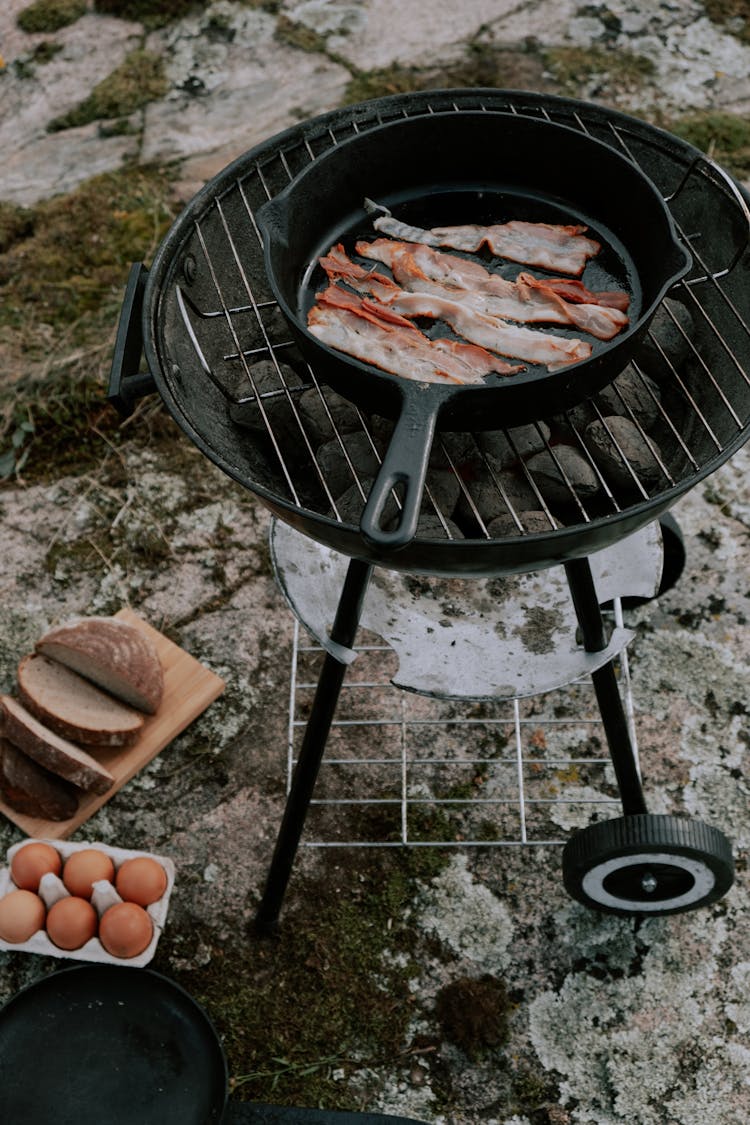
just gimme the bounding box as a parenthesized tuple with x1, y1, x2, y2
(561, 813, 734, 915)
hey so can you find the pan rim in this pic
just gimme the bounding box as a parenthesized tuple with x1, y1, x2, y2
(257, 107, 692, 409)
(0, 963, 228, 1124)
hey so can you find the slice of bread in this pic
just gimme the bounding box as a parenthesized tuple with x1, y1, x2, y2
(0, 737, 79, 822)
(0, 696, 115, 796)
(35, 616, 164, 714)
(17, 654, 145, 748)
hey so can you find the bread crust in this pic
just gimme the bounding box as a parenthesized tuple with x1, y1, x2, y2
(36, 617, 164, 714)
(17, 654, 144, 748)
(0, 737, 79, 821)
(0, 696, 115, 796)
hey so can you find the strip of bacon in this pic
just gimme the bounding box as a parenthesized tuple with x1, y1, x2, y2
(368, 207, 600, 276)
(320, 245, 401, 302)
(348, 240, 628, 341)
(537, 276, 630, 311)
(356, 238, 629, 313)
(308, 285, 524, 384)
(319, 248, 593, 368)
(385, 290, 592, 370)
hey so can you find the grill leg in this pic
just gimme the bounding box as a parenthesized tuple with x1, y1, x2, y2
(255, 556, 373, 934)
(564, 557, 647, 817)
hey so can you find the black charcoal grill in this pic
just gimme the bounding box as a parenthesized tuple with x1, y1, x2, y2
(110, 88, 750, 922)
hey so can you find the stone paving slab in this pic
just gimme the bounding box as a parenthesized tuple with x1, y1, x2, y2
(141, 7, 351, 167)
(3, 0, 750, 205)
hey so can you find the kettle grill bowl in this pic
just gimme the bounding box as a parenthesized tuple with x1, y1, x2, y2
(136, 89, 750, 577)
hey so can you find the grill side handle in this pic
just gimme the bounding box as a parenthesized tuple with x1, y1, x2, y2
(107, 262, 157, 418)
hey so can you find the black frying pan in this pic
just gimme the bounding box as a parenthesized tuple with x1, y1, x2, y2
(257, 110, 691, 551)
(0, 965, 228, 1124)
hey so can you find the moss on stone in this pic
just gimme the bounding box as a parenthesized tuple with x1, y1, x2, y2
(48, 49, 168, 132)
(0, 204, 34, 256)
(435, 975, 511, 1058)
(13, 39, 64, 78)
(44, 526, 114, 577)
(343, 41, 552, 106)
(30, 38, 63, 62)
(510, 1061, 562, 1116)
(92, 0, 272, 30)
(275, 14, 328, 54)
(0, 164, 175, 333)
(170, 850, 444, 1108)
(93, 0, 210, 28)
(16, 0, 87, 34)
(0, 164, 178, 483)
(97, 116, 142, 137)
(343, 63, 424, 105)
(541, 44, 655, 93)
(667, 110, 750, 178)
(704, 0, 750, 44)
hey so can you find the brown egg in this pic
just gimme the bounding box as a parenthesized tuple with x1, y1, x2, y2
(10, 842, 62, 891)
(0, 889, 46, 943)
(99, 901, 153, 959)
(115, 857, 167, 906)
(46, 896, 98, 951)
(63, 849, 115, 899)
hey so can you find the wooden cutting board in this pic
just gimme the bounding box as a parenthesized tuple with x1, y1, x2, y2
(0, 609, 226, 839)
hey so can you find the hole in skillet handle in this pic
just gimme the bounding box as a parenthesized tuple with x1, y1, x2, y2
(360, 385, 440, 551)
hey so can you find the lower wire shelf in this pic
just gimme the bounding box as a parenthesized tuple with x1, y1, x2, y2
(287, 601, 638, 849)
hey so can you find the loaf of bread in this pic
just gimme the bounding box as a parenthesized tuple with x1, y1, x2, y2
(35, 617, 164, 714)
(0, 737, 79, 821)
(0, 696, 115, 796)
(17, 654, 145, 748)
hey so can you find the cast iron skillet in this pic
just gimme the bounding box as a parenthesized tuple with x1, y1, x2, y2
(257, 110, 691, 551)
(0, 964, 228, 1124)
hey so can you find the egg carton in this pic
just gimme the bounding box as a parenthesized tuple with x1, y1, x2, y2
(0, 839, 176, 967)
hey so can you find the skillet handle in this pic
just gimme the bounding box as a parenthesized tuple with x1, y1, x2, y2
(359, 388, 439, 552)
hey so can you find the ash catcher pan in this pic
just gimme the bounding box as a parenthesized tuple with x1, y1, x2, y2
(258, 111, 691, 550)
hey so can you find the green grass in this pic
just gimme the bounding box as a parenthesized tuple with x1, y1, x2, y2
(2, 371, 129, 484)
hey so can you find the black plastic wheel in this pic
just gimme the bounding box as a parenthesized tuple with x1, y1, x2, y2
(562, 814, 734, 916)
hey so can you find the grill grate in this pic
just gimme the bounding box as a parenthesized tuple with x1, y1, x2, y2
(154, 90, 750, 562)
(286, 618, 634, 848)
